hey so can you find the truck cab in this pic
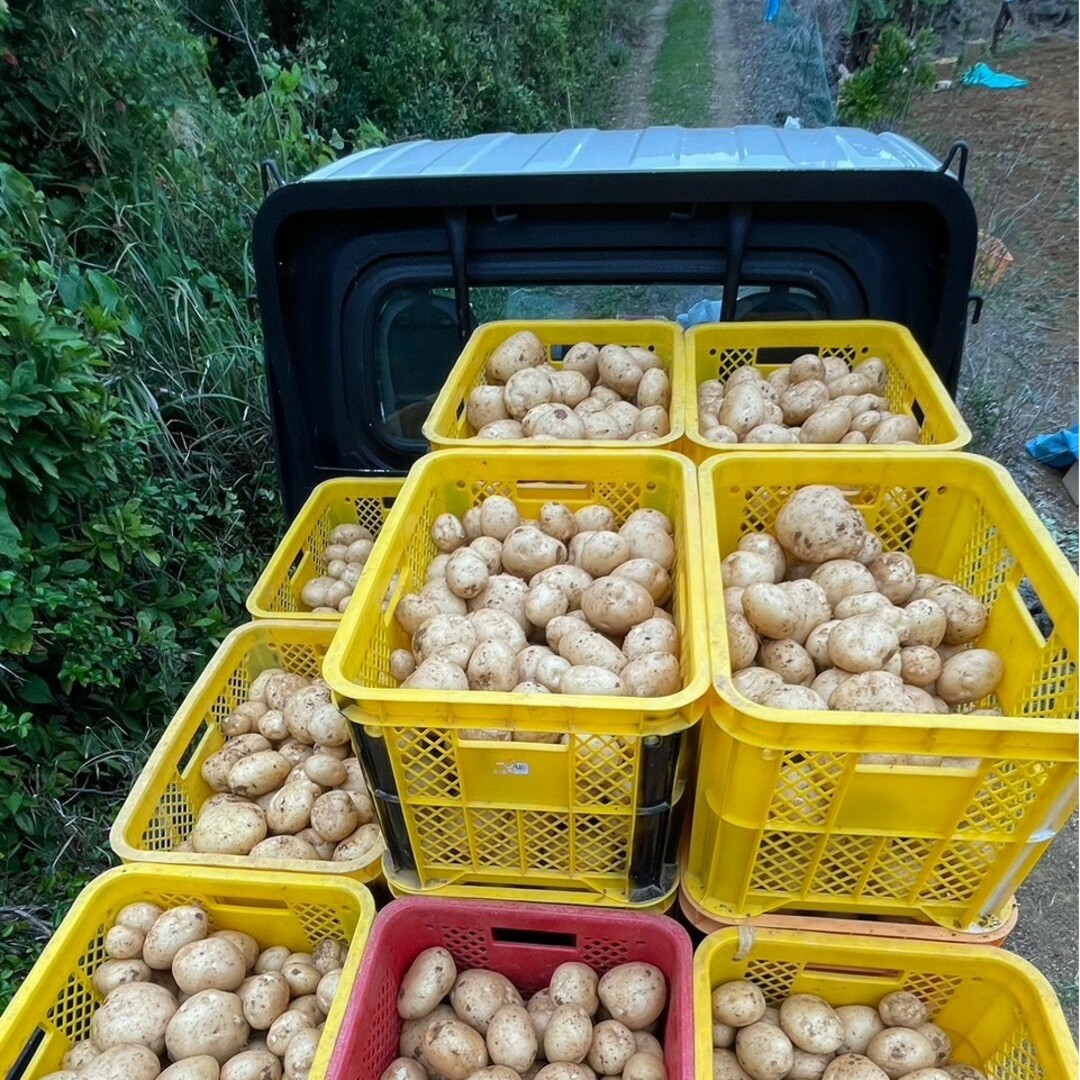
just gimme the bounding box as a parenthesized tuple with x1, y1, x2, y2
(254, 126, 977, 513)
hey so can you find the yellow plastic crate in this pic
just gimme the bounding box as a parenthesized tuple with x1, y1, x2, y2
(110, 621, 384, 881)
(0, 865, 374, 1080)
(682, 320, 971, 462)
(246, 476, 402, 619)
(687, 451, 1078, 930)
(324, 448, 710, 903)
(422, 319, 685, 450)
(694, 928, 1077, 1079)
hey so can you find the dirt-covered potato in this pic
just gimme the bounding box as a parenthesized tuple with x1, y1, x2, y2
(486, 331, 545, 385)
(836, 1006, 884, 1056)
(399, 947, 458, 1020)
(173, 937, 247, 994)
(486, 1003, 538, 1073)
(451, 970, 523, 1034)
(775, 487, 867, 564)
(736, 1021, 794, 1080)
(157, 1056, 221, 1080)
(91, 982, 178, 1054)
(597, 963, 666, 1031)
(865, 1028, 935, 1079)
(143, 906, 209, 970)
(165, 989, 250, 1063)
(936, 649, 1004, 705)
(79, 1045, 162, 1080)
(421, 1019, 490, 1080)
(543, 1004, 594, 1064)
(191, 802, 267, 856)
(779, 995, 843, 1055)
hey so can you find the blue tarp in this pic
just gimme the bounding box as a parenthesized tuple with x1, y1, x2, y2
(1026, 424, 1079, 469)
(960, 62, 1029, 89)
(676, 299, 722, 329)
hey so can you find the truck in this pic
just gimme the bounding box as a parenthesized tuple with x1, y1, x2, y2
(252, 125, 978, 516)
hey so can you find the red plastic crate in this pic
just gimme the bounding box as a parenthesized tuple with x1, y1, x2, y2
(328, 897, 694, 1079)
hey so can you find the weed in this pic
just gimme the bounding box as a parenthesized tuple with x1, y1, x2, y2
(650, 0, 714, 127)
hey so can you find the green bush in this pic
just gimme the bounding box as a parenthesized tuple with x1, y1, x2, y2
(838, 24, 936, 128)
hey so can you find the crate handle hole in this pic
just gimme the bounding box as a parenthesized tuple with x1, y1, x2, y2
(800, 963, 902, 980)
(517, 481, 589, 494)
(7, 1025, 45, 1080)
(1018, 577, 1053, 644)
(211, 896, 290, 911)
(492, 927, 578, 949)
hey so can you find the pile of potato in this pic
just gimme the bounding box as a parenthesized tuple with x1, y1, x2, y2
(382, 947, 669, 1080)
(712, 982, 983, 1080)
(723, 485, 1004, 720)
(298, 523, 377, 614)
(389, 498, 681, 705)
(41, 902, 348, 1080)
(466, 331, 671, 442)
(186, 668, 381, 865)
(698, 354, 921, 445)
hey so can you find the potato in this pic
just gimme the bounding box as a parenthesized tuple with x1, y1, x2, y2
(596, 963, 666, 1031)
(80, 1044, 161, 1080)
(804, 620, 839, 669)
(157, 1057, 221, 1080)
(452, 970, 522, 1035)
(202, 735, 272, 793)
(762, 685, 827, 711)
(403, 657, 469, 691)
(487, 1003, 538, 1072)
(924, 584, 988, 645)
(835, 1006, 884, 1055)
(505, 367, 555, 420)
(621, 652, 681, 697)
(556, 341, 600, 384)
(143, 906, 209, 970)
(745, 424, 799, 444)
(720, 383, 767, 437)
(598, 345, 644, 397)
(238, 971, 290, 1030)
(779, 995, 843, 1054)
(865, 1028, 935, 1078)
(470, 574, 529, 631)
(304, 753, 347, 787)
(165, 989, 249, 1063)
(502, 526, 567, 577)
(249, 835, 319, 860)
(827, 617, 900, 674)
(941, 1068, 986, 1080)
(780, 381, 829, 426)
(722, 552, 777, 589)
(307, 703, 351, 748)
(787, 1049, 831, 1080)
(622, 1053, 667, 1080)
(619, 519, 675, 571)
(104, 924, 144, 961)
(533, 1065, 597, 1080)
(173, 937, 247, 995)
(90, 958, 150, 997)
(218, 1051, 281, 1080)
(468, 385, 512, 431)
(623, 619, 678, 660)
(801, 402, 852, 444)
(561, 660, 622, 695)
(731, 667, 785, 705)
(830, 671, 913, 713)
(712, 981, 766, 1028)
(727, 612, 760, 672)
(612, 558, 671, 605)
(315, 968, 341, 1016)
(637, 368, 671, 410)
(91, 982, 177, 1054)
(714, 1048, 754, 1079)
(398, 946, 458, 1020)
(586, 1019, 636, 1075)
(936, 650, 1004, 705)
(465, 639, 517, 692)
(580, 577, 653, 636)
(487, 332, 545, 384)
(549, 962, 600, 1014)
(575, 531, 630, 577)
(381, 1059, 428, 1080)
(543, 1004, 593, 1064)
(116, 902, 163, 935)
(446, 549, 492, 601)
(775, 487, 867, 564)
(760, 640, 815, 686)
(228, 751, 291, 799)
(191, 802, 267, 856)
(422, 1019, 490, 1080)
(789, 355, 825, 384)
(867, 553, 917, 605)
(898, 645, 942, 687)
(876, 990, 928, 1028)
(254, 946, 290, 975)
(574, 505, 615, 533)
(283, 1027, 322, 1080)
(705, 425, 739, 444)
(869, 415, 920, 444)
(735, 1021, 794, 1080)
(478, 420, 526, 439)
(735, 534, 785, 584)
(810, 560, 875, 608)
(822, 1057, 889, 1079)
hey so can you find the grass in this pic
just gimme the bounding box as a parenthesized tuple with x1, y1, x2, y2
(650, 0, 714, 126)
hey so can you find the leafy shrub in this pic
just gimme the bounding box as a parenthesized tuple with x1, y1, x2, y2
(838, 23, 936, 128)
